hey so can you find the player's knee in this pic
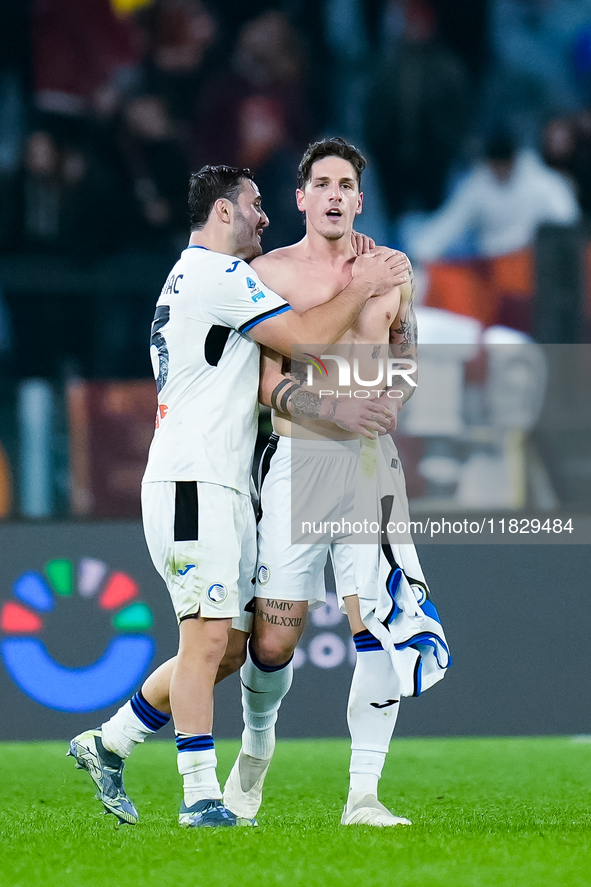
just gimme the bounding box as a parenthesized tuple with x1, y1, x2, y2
(251, 632, 295, 668)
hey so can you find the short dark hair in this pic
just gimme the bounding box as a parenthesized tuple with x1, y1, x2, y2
(297, 137, 366, 190)
(188, 165, 255, 230)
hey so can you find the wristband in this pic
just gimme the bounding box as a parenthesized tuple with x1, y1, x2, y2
(270, 378, 292, 412)
(280, 383, 302, 414)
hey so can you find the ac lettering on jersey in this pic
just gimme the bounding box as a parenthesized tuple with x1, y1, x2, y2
(162, 273, 184, 295)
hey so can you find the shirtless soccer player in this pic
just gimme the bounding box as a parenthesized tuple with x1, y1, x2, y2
(222, 137, 449, 828)
(67, 163, 408, 828)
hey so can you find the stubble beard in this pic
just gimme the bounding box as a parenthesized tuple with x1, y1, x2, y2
(233, 207, 262, 261)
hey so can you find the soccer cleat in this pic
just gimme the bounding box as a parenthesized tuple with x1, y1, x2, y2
(222, 750, 272, 819)
(179, 798, 257, 828)
(67, 729, 138, 825)
(341, 794, 412, 827)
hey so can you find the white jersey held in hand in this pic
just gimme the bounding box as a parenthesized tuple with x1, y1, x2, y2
(142, 245, 290, 494)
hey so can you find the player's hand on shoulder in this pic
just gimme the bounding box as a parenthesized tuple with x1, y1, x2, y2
(351, 247, 410, 296)
(351, 230, 376, 255)
(319, 394, 395, 439)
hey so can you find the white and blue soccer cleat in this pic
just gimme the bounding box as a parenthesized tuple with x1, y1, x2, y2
(179, 798, 257, 828)
(222, 750, 272, 819)
(341, 794, 412, 827)
(67, 729, 139, 825)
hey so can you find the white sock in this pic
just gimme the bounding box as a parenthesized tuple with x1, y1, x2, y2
(240, 644, 293, 760)
(101, 691, 170, 759)
(176, 734, 221, 806)
(347, 634, 401, 802)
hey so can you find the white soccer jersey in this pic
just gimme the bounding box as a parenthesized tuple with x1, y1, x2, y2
(142, 245, 290, 494)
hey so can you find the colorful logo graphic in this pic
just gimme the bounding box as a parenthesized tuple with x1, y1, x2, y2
(302, 353, 328, 380)
(0, 559, 155, 712)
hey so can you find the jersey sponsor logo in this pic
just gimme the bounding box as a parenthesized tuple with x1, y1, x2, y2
(177, 564, 196, 576)
(207, 583, 227, 603)
(246, 276, 266, 303)
(226, 261, 240, 273)
(162, 273, 183, 295)
(257, 565, 270, 585)
(391, 458, 398, 469)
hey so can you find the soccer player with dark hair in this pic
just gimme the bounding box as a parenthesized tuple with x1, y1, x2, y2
(68, 161, 408, 828)
(221, 137, 449, 827)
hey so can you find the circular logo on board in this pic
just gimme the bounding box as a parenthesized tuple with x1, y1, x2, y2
(207, 583, 227, 603)
(0, 558, 155, 712)
(257, 565, 270, 586)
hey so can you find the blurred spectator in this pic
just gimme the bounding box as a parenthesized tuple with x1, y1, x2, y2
(365, 0, 471, 219)
(543, 111, 591, 216)
(236, 95, 302, 250)
(412, 129, 581, 332)
(21, 0, 147, 256)
(413, 130, 581, 262)
(193, 10, 311, 168)
(32, 0, 142, 120)
(116, 92, 191, 246)
(21, 121, 122, 257)
(139, 0, 218, 129)
(190, 10, 310, 248)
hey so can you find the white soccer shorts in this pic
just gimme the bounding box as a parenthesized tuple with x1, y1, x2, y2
(255, 435, 361, 610)
(141, 480, 256, 630)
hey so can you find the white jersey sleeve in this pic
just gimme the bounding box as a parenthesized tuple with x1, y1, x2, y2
(192, 254, 291, 334)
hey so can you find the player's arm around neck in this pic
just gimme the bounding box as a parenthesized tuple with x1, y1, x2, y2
(249, 248, 409, 359)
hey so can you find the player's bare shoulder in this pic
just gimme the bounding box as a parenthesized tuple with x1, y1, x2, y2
(251, 244, 307, 303)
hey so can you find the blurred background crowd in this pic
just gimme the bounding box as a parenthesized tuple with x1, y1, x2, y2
(1, 0, 591, 519)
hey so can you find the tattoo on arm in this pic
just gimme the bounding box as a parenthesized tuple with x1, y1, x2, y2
(288, 359, 309, 386)
(390, 265, 417, 354)
(389, 264, 417, 403)
(289, 389, 321, 419)
(325, 399, 337, 422)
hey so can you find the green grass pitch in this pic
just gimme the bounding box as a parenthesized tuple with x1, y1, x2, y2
(1, 737, 591, 887)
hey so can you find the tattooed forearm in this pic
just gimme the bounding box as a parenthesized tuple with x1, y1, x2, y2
(289, 389, 321, 419)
